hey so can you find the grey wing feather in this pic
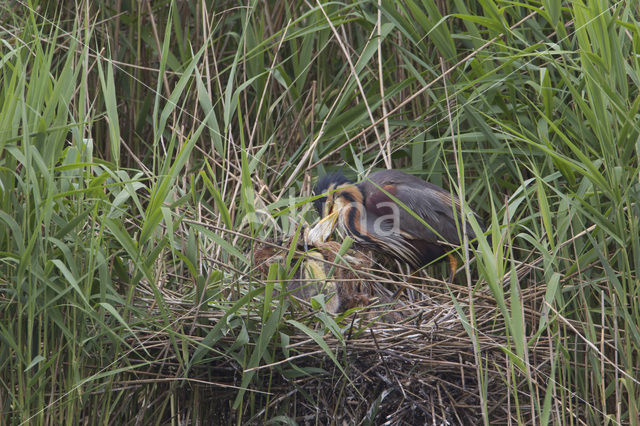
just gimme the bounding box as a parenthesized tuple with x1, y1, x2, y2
(364, 170, 476, 245)
(393, 184, 474, 245)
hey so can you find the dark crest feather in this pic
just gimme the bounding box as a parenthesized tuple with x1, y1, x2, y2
(313, 173, 353, 214)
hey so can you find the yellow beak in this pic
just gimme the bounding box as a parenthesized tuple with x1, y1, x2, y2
(304, 210, 339, 247)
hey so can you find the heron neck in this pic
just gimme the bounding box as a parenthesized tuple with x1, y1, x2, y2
(335, 186, 372, 243)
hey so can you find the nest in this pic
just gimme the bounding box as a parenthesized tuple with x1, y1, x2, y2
(126, 238, 551, 424)
(245, 239, 547, 424)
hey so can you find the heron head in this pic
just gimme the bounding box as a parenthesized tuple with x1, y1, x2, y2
(306, 172, 355, 246)
(312, 172, 353, 217)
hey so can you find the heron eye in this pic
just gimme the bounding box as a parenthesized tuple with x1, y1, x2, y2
(323, 197, 333, 216)
(324, 188, 334, 206)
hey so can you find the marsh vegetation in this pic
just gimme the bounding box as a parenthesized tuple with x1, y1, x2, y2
(1, 0, 639, 424)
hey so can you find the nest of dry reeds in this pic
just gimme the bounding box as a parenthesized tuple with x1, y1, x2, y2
(127, 239, 553, 425)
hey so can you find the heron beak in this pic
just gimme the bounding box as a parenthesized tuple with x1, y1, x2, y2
(304, 210, 339, 248)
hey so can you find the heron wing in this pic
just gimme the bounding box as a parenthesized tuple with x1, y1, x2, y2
(362, 170, 476, 246)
